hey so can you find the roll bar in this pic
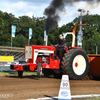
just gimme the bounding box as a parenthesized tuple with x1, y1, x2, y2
(63, 24, 87, 47)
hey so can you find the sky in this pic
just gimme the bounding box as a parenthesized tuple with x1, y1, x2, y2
(0, 0, 100, 27)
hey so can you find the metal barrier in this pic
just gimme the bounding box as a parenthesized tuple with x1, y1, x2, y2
(0, 46, 24, 62)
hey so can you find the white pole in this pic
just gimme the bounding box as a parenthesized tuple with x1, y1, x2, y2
(28, 39, 30, 45)
(11, 25, 12, 47)
(96, 46, 98, 54)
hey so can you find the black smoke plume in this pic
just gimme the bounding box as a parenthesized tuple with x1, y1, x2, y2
(44, 0, 100, 35)
(44, 0, 65, 35)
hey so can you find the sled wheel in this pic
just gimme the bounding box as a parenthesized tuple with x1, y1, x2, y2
(92, 76, 100, 80)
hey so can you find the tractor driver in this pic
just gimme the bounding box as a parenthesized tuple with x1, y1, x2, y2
(54, 34, 67, 60)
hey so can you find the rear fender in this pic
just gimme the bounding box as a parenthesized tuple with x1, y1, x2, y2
(65, 47, 82, 52)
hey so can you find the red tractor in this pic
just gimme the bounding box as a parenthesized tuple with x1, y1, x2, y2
(10, 24, 90, 80)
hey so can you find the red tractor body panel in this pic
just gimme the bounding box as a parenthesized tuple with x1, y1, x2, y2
(42, 59, 60, 69)
(10, 45, 62, 71)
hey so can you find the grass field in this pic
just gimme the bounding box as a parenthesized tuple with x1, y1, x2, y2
(84, 98, 100, 100)
(0, 71, 37, 75)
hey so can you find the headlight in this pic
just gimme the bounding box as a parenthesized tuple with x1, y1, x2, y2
(26, 50, 28, 54)
(30, 51, 32, 54)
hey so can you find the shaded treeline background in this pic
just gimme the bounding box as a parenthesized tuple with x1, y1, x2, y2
(0, 10, 100, 54)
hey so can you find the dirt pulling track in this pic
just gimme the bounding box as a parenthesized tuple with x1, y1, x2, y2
(0, 75, 100, 100)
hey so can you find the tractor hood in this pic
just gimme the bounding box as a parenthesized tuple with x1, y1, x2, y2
(25, 45, 56, 51)
(24, 45, 56, 64)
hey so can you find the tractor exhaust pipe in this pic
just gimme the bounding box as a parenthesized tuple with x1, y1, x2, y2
(44, 30, 48, 46)
(46, 35, 48, 46)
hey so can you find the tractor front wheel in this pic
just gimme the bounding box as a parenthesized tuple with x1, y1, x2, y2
(37, 63, 42, 78)
(18, 71, 23, 77)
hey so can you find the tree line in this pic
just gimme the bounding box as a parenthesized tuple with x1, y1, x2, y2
(0, 10, 100, 54)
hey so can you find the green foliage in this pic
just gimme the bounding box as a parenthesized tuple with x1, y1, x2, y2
(0, 9, 100, 54)
(13, 34, 28, 47)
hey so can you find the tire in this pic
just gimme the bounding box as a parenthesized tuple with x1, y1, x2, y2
(37, 63, 42, 78)
(61, 49, 89, 80)
(18, 71, 23, 77)
(92, 76, 100, 80)
(43, 69, 54, 78)
(53, 69, 63, 78)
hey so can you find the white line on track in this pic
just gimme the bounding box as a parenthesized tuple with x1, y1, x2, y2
(27, 94, 100, 100)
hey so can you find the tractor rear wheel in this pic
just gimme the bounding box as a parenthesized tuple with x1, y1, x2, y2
(61, 49, 89, 80)
(18, 71, 23, 77)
